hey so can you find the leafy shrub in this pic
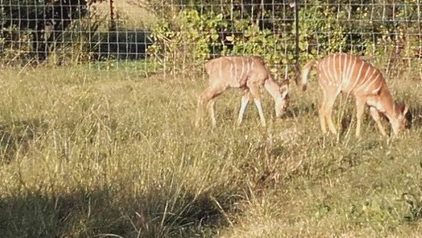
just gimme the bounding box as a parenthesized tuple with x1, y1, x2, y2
(0, 0, 104, 65)
(147, 9, 227, 74)
(298, 1, 347, 61)
(147, 8, 294, 76)
(146, 0, 421, 79)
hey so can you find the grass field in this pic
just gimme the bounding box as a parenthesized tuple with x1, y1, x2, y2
(0, 63, 421, 237)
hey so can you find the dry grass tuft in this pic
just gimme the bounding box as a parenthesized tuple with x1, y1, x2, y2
(0, 64, 421, 237)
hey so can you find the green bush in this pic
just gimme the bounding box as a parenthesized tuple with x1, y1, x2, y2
(0, 0, 103, 65)
(147, 8, 294, 76)
(146, 0, 421, 78)
(298, 1, 347, 61)
(147, 9, 227, 74)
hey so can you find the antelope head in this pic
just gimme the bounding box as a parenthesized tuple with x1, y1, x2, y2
(275, 83, 289, 118)
(390, 102, 409, 135)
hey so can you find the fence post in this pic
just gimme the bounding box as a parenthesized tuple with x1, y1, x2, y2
(294, 0, 300, 72)
(109, 0, 116, 31)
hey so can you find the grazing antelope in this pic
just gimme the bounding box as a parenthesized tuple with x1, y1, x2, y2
(300, 53, 408, 137)
(195, 56, 289, 127)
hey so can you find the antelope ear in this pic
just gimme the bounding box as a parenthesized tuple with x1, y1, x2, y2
(402, 104, 409, 115)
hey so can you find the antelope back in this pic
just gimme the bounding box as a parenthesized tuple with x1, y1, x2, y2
(317, 54, 385, 96)
(205, 56, 268, 87)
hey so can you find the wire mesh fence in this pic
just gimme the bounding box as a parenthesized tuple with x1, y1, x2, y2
(0, 0, 421, 79)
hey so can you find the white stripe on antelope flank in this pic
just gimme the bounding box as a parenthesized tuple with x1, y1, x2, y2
(300, 53, 409, 137)
(196, 56, 289, 127)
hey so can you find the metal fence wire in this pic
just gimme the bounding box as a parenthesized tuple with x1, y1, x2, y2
(0, 0, 421, 78)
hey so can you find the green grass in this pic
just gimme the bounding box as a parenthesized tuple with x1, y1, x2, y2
(0, 65, 421, 237)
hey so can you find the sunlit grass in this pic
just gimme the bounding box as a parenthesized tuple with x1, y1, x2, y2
(0, 65, 421, 237)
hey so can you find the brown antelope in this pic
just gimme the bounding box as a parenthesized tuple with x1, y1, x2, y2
(300, 53, 409, 137)
(195, 56, 289, 127)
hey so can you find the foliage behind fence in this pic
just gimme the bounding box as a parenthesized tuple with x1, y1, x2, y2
(0, 0, 421, 78)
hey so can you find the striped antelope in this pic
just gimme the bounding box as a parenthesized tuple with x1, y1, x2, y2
(195, 56, 289, 127)
(300, 53, 409, 137)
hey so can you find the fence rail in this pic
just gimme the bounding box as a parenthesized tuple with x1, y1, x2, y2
(0, 0, 421, 79)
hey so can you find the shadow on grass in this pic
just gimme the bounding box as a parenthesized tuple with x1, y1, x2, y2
(0, 186, 226, 237)
(92, 30, 152, 61)
(0, 119, 48, 163)
(284, 102, 317, 119)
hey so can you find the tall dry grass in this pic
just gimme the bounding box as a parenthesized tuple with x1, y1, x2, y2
(0, 64, 421, 237)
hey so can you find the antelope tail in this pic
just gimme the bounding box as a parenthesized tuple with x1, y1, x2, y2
(204, 60, 213, 75)
(300, 60, 317, 91)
